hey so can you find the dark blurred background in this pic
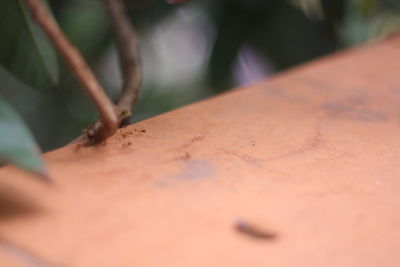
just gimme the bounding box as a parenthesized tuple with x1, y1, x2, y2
(1, 0, 400, 151)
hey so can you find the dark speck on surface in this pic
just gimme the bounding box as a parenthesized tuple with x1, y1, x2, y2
(235, 220, 277, 241)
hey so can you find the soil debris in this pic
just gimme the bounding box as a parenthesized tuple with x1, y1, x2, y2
(120, 128, 146, 139)
(122, 141, 132, 149)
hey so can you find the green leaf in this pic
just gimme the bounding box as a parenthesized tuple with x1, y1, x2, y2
(0, 97, 47, 179)
(0, 0, 59, 90)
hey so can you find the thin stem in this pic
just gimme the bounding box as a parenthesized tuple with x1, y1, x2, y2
(106, 0, 142, 123)
(24, 0, 118, 137)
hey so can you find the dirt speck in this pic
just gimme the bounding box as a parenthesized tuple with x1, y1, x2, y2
(179, 152, 191, 161)
(235, 220, 277, 241)
(121, 141, 132, 149)
(219, 148, 263, 167)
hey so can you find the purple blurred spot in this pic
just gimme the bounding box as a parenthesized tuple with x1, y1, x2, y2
(234, 44, 274, 87)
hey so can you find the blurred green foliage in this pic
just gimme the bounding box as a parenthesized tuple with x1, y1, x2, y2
(0, 0, 58, 90)
(0, 97, 45, 176)
(1, 0, 400, 173)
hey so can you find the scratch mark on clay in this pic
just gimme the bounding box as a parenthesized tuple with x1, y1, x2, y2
(266, 128, 323, 162)
(174, 160, 214, 180)
(219, 148, 264, 167)
(177, 135, 206, 150)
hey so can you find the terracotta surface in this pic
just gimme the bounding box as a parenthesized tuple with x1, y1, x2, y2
(1, 36, 400, 266)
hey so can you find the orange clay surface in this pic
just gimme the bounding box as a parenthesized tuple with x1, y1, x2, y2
(1, 36, 400, 267)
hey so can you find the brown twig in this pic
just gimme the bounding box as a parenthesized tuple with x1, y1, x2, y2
(24, 0, 118, 141)
(106, 0, 143, 126)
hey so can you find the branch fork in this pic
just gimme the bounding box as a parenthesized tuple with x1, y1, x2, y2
(24, 0, 142, 144)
